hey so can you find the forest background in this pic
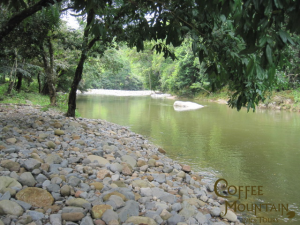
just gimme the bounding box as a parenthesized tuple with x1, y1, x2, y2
(1, 0, 300, 115)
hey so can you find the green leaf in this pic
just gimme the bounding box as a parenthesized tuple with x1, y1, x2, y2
(220, 15, 226, 22)
(266, 45, 273, 64)
(278, 30, 287, 43)
(246, 58, 255, 77)
(256, 64, 264, 79)
(274, 0, 283, 9)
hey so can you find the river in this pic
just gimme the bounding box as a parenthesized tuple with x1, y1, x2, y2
(77, 93, 300, 224)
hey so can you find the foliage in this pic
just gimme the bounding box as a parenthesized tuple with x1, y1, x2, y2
(2, 0, 300, 113)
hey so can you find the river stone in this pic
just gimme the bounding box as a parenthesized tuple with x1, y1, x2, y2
(179, 202, 196, 219)
(62, 212, 85, 221)
(184, 198, 205, 208)
(132, 180, 151, 188)
(0, 200, 23, 216)
(60, 185, 71, 196)
(121, 155, 136, 168)
(50, 214, 62, 225)
(66, 198, 89, 207)
(91, 205, 113, 219)
(90, 182, 104, 190)
(101, 209, 119, 224)
(108, 195, 125, 209)
(148, 159, 156, 167)
(96, 169, 111, 179)
(136, 160, 147, 167)
(1, 160, 20, 171)
(118, 200, 139, 223)
(23, 159, 41, 171)
(54, 129, 65, 135)
(28, 210, 45, 221)
(121, 164, 132, 176)
(80, 216, 93, 225)
(211, 207, 221, 217)
(221, 209, 237, 222)
(195, 212, 209, 224)
(0, 176, 22, 193)
(167, 214, 185, 225)
(103, 191, 126, 201)
(6, 138, 17, 144)
(158, 147, 166, 154)
(47, 141, 56, 149)
(112, 181, 127, 188)
(155, 174, 166, 183)
(19, 172, 37, 187)
(53, 122, 63, 128)
(181, 165, 191, 172)
(16, 187, 54, 207)
(87, 155, 109, 165)
(160, 209, 172, 220)
(125, 216, 156, 225)
(38, 133, 48, 139)
(109, 163, 123, 173)
(45, 153, 63, 164)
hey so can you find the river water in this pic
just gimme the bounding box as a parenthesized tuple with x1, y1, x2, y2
(77, 94, 300, 224)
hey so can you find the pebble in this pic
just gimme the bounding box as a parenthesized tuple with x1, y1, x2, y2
(0, 106, 240, 224)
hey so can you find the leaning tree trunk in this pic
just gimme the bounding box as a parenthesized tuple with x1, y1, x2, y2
(66, 9, 96, 117)
(66, 54, 87, 117)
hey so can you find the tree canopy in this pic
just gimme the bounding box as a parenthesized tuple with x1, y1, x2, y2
(1, 0, 300, 115)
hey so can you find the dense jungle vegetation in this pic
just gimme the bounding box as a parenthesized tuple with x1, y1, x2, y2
(1, 0, 300, 116)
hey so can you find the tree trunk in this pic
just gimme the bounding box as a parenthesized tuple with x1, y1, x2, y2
(7, 49, 18, 95)
(66, 54, 87, 117)
(41, 81, 49, 95)
(66, 10, 96, 117)
(37, 72, 42, 93)
(41, 38, 56, 105)
(0, 0, 63, 42)
(15, 72, 23, 92)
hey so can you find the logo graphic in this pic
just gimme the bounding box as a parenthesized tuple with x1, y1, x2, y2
(214, 178, 296, 222)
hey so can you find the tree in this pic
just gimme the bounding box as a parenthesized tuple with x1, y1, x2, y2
(0, 0, 63, 41)
(2, 0, 300, 115)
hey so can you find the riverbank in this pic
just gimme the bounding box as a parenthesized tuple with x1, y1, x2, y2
(81, 89, 300, 112)
(0, 104, 242, 225)
(195, 90, 300, 112)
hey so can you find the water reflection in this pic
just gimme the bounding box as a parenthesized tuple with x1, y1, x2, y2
(77, 95, 300, 224)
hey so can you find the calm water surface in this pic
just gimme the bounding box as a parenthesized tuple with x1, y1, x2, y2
(77, 94, 300, 224)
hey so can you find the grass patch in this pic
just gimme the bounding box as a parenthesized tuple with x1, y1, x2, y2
(0, 83, 81, 117)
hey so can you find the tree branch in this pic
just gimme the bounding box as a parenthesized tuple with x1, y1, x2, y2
(0, 0, 63, 42)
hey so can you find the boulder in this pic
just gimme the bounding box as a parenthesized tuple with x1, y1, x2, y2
(173, 101, 204, 111)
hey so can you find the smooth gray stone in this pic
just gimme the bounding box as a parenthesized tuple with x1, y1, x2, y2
(19, 172, 37, 187)
(50, 214, 62, 225)
(27, 210, 45, 221)
(102, 209, 119, 224)
(68, 176, 81, 187)
(46, 184, 60, 193)
(11, 199, 32, 210)
(23, 159, 41, 171)
(167, 214, 185, 225)
(154, 174, 166, 184)
(49, 164, 61, 174)
(0, 191, 11, 200)
(80, 216, 93, 225)
(117, 200, 139, 223)
(196, 212, 209, 224)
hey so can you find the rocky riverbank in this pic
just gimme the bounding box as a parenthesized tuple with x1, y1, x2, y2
(0, 104, 242, 225)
